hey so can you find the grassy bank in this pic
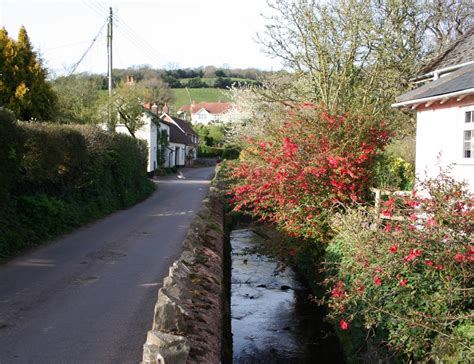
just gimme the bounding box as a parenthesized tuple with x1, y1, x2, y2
(171, 88, 229, 109)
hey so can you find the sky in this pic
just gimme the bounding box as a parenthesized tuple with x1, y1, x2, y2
(0, 0, 283, 76)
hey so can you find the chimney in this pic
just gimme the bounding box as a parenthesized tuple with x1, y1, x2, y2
(126, 75, 135, 85)
(151, 103, 159, 115)
(162, 102, 169, 114)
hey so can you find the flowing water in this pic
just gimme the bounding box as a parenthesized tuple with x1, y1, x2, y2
(231, 229, 345, 363)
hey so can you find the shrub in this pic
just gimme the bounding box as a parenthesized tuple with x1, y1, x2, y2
(198, 145, 224, 158)
(222, 144, 241, 160)
(374, 153, 415, 190)
(325, 171, 473, 361)
(0, 108, 21, 209)
(228, 104, 393, 240)
(0, 123, 154, 258)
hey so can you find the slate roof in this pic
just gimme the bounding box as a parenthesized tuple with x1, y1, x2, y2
(161, 119, 194, 145)
(419, 27, 474, 74)
(168, 115, 197, 136)
(179, 102, 232, 114)
(395, 63, 474, 104)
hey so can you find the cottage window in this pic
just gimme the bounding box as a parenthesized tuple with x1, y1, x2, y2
(463, 111, 474, 158)
(198, 113, 206, 120)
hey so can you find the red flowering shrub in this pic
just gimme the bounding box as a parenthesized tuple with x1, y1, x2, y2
(325, 172, 473, 361)
(228, 104, 392, 240)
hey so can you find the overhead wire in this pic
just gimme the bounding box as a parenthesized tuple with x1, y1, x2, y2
(89, 0, 167, 65)
(68, 20, 107, 75)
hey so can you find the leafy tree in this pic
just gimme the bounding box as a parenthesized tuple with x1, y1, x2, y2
(52, 74, 104, 124)
(113, 79, 172, 137)
(259, 0, 473, 133)
(215, 69, 227, 77)
(0, 26, 57, 120)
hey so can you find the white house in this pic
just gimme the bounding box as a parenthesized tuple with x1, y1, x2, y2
(161, 113, 198, 166)
(178, 101, 232, 125)
(393, 28, 474, 192)
(115, 110, 174, 172)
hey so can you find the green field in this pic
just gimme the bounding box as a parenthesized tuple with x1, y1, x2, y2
(171, 88, 230, 110)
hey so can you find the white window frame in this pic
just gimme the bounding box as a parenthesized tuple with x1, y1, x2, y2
(458, 106, 474, 165)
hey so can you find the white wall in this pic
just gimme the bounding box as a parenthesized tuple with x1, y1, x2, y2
(416, 103, 474, 192)
(169, 143, 186, 166)
(116, 113, 161, 173)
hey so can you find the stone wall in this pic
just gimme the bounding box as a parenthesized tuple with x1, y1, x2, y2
(142, 179, 227, 364)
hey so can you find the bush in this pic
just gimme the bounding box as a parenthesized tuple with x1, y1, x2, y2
(0, 108, 21, 210)
(228, 104, 393, 240)
(0, 123, 155, 258)
(374, 153, 415, 190)
(198, 145, 224, 158)
(324, 171, 473, 362)
(222, 144, 240, 160)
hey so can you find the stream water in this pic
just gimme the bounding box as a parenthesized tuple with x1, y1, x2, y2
(231, 229, 345, 363)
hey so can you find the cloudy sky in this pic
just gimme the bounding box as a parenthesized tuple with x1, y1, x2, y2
(1, 0, 283, 76)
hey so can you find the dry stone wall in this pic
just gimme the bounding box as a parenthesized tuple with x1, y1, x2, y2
(142, 181, 226, 364)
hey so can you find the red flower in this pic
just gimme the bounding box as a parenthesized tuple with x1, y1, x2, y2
(424, 260, 434, 267)
(399, 278, 408, 286)
(373, 276, 382, 286)
(357, 285, 365, 294)
(437, 264, 444, 271)
(384, 224, 392, 232)
(469, 247, 474, 255)
(339, 319, 349, 330)
(454, 253, 465, 263)
(389, 244, 398, 253)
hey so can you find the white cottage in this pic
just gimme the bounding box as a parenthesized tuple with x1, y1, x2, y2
(178, 101, 232, 125)
(116, 110, 173, 172)
(393, 28, 474, 192)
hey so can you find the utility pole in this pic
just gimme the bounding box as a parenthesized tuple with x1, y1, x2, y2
(107, 7, 113, 131)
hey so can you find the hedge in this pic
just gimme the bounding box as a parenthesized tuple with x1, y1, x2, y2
(0, 112, 155, 258)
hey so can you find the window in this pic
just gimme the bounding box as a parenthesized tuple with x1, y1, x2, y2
(463, 111, 474, 158)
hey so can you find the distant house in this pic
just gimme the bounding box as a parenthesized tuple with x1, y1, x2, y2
(178, 101, 232, 125)
(115, 105, 198, 172)
(115, 110, 171, 172)
(160, 113, 198, 167)
(393, 28, 474, 192)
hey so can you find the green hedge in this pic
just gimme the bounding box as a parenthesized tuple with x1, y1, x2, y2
(0, 116, 155, 258)
(198, 145, 224, 158)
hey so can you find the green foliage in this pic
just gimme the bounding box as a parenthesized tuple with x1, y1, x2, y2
(51, 75, 105, 124)
(374, 154, 415, 190)
(0, 27, 57, 120)
(325, 171, 473, 361)
(0, 108, 22, 220)
(197, 145, 224, 158)
(0, 123, 154, 258)
(222, 144, 241, 160)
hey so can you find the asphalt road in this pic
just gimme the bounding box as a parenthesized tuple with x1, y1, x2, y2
(0, 167, 215, 364)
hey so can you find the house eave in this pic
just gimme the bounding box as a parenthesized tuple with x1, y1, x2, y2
(392, 88, 474, 108)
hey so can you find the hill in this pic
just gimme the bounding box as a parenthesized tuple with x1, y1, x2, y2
(171, 88, 230, 110)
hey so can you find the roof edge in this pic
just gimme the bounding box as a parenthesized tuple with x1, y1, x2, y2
(392, 87, 474, 108)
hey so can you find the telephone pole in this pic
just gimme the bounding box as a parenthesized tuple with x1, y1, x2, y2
(107, 7, 113, 130)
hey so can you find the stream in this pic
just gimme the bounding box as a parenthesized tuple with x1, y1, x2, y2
(231, 229, 345, 363)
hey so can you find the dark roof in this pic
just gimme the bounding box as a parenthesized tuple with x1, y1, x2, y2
(396, 63, 474, 103)
(420, 27, 474, 74)
(161, 119, 194, 145)
(162, 114, 197, 136)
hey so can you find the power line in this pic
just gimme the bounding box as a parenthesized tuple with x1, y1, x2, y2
(89, 1, 167, 65)
(68, 20, 107, 75)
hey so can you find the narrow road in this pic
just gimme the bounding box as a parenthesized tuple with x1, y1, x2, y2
(0, 167, 215, 364)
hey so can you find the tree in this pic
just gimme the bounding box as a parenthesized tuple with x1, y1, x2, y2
(0, 26, 57, 120)
(259, 0, 473, 132)
(113, 79, 172, 137)
(52, 74, 104, 124)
